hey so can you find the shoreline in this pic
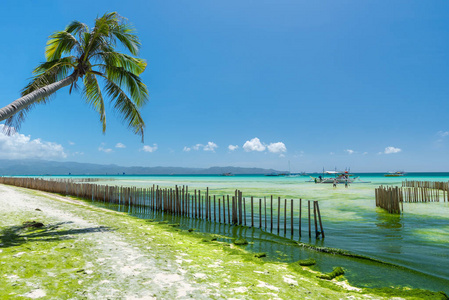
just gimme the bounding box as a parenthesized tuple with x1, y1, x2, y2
(1, 184, 447, 299)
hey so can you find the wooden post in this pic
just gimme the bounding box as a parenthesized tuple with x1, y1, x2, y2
(251, 196, 254, 227)
(270, 195, 273, 233)
(291, 199, 294, 236)
(264, 196, 267, 230)
(299, 199, 302, 237)
(284, 199, 287, 235)
(218, 196, 221, 223)
(243, 197, 247, 226)
(308, 200, 311, 238)
(314, 201, 318, 238)
(277, 197, 281, 235)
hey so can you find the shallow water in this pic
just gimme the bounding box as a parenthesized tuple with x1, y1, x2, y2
(39, 173, 449, 293)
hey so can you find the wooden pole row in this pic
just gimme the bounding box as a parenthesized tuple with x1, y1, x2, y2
(0, 177, 325, 239)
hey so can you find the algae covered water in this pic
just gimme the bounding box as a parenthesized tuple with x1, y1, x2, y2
(42, 173, 449, 293)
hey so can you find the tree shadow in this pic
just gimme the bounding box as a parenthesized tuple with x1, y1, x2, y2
(0, 221, 114, 248)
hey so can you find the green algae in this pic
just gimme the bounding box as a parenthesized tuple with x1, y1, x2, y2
(254, 252, 267, 258)
(233, 239, 249, 245)
(317, 266, 345, 280)
(297, 258, 316, 266)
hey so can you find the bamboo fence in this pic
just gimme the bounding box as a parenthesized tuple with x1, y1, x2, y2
(0, 177, 325, 239)
(376, 180, 448, 214)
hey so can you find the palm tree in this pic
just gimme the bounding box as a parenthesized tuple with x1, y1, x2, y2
(0, 12, 149, 140)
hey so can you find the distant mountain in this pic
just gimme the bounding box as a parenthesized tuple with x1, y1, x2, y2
(0, 159, 284, 176)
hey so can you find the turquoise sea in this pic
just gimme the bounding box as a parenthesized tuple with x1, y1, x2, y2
(38, 173, 449, 293)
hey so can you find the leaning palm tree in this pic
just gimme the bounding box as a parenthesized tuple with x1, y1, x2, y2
(0, 12, 148, 140)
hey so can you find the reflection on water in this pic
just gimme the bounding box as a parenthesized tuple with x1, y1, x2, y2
(375, 211, 403, 231)
(375, 211, 403, 254)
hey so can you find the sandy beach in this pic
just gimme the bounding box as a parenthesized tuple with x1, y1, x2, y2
(1, 183, 447, 299)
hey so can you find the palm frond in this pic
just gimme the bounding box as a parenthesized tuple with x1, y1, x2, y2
(46, 31, 79, 61)
(65, 21, 89, 37)
(104, 79, 145, 140)
(83, 73, 106, 132)
(97, 52, 146, 75)
(110, 23, 141, 55)
(101, 65, 148, 107)
(22, 58, 75, 97)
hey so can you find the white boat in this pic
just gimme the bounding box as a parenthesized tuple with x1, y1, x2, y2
(384, 171, 405, 177)
(310, 171, 359, 184)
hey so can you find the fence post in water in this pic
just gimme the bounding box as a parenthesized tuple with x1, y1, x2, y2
(284, 198, 287, 235)
(277, 197, 281, 235)
(264, 196, 267, 230)
(218, 196, 221, 223)
(291, 199, 294, 236)
(270, 195, 273, 233)
(243, 197, 247, 226)
(314, 201, 319, 238)
(299, 198, 302, 238)
(308, 200, 311, 238)
(213, 195, 216, 222)
(316, 201, 324, 239)
(194, 190, 197, 219)
(227, 195, 230, 225)
(239, 191, 243, 225)
(251, 196, 254, 227)
(259, 198, 262, 229)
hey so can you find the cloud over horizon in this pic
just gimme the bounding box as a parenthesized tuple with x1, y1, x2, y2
(384, 146, 402, 154)
(345, 149, 355, 154)
(243, 137, 287, 154)
(142, 144, 158, 153)
(98, 143, 113, 153)
(0, 125, 67, 159)
(243, 137, 266, 152)
(184, 142, 218, 152)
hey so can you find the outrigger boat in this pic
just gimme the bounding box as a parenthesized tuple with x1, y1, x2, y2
(309, 169, 364, 184)
(384, 171, 405, 177)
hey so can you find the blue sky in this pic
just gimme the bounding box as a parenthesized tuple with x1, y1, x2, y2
(1, 1, 449, 172)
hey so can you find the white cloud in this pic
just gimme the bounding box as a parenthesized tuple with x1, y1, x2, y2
(115, 143, 126, 148)
(203, 142, 218, 152)
(0, 124, 67, 159)
(142, 144, 158, 153)
(98, 143, 113, 153)
(345, 149, 355, 155)
(384, 146, 401, 154)
(243, 137, 266, 152)
(228, 145, 239, 151)
(185, 142, 218, 152)
(68, 141, 75, 145)
(267, 142, 287, 153)
(438, 131, 449, 137)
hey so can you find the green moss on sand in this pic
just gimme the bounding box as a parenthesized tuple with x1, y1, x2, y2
(317, 266, 345, 280)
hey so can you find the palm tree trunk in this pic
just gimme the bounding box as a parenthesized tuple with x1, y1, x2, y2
(0, 73, 78, 122)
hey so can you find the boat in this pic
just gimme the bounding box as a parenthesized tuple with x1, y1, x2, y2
(384, 171, 405, 177)
(310, 170, 359, 184)
(221, 172, 234, 176)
